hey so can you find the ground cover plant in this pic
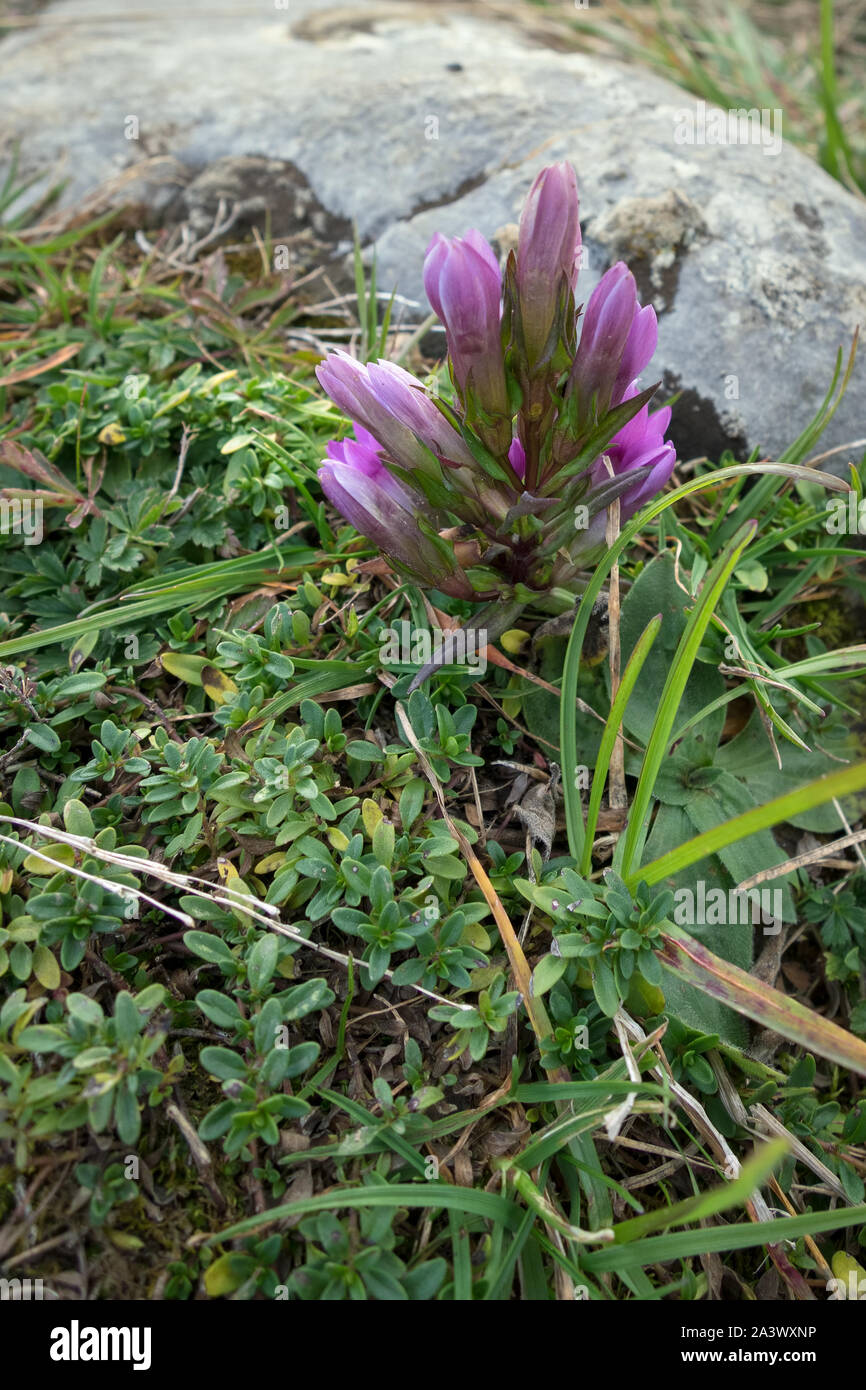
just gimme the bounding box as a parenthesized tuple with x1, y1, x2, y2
(0, 139, 865, 1305)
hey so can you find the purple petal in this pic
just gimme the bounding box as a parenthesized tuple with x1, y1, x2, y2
(613, 304, 658, 402)
(318, 459, 448, 578)
(508, 436, 527, 481)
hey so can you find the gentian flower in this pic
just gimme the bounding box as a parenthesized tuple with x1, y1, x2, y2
(313, 162, 676, 617)
(516, 161, 581, 368)
(318, 425, 471, 596)
(423, 230, 510, 446)
(600, 388, 676, 518)
(316, 350, 442, 479)
(568, 262, 658, 419)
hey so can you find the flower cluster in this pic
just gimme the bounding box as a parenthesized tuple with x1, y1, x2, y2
(316, 162, 675, 605)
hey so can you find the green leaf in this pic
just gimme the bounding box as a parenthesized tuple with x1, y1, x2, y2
(16, 1025, 69, 1053)
(247, 934, 278, 993)
(114, 1081, 141, 1145)
(204, 1252, 255, 1297)
(183, 930, 237, 968)
(63, 798, 95, 838)
(399, 779, 426, 831)
(196, 989, 243, 1029)
(531, 954, 568, 996)
(114, 992, 141, 1048)
(200, 1046, 247, 1081)
(66, 993, 104, 1027)
(282, 978, 334, 1021)
(53, 672, 107, 696)
(715, 710, 856, 832)
(592, 957, 619, 1017)
(25, 725, 61, 753)
(32, 944, 60, 991)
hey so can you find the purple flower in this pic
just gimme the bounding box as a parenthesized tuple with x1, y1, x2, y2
(569, 263, 658, 417)
(592, 386, 676, 519)
(316, 350, 477, 479)
(318, 426, 463, 588)
(317, 351, 438, 477)
(423, 230, 508, 418)
(365, 360, 476, 470)
(516, 161, 581, 367)
(508, 437, 527, 481)
(313, 164, 675, 604)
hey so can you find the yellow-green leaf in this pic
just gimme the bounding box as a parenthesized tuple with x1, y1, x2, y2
(254, 853, 286, 875)
(832, 1251, 866, 1284)
(106, 1230, 145, 1252)
(220, 433, 255, 455)
(160, 652, 208, 685)
(160, 653, 238, 705)
(69, 628, 100, 672)
(500, 629, 530, 654)
(362, 798, 383, 839)
(198, 369, 238, 395)
(460, 921, 492, 951)
(201, 665, 239, 706)
(153, 388, 191, 418)
(98, 422, 127, 446)
(23, 843, 75, 873)
(734, 559, 768, 591)
(217, 859, 255, 924)
(204, 1253, 247, 1296)
(32, 945, 60, 991)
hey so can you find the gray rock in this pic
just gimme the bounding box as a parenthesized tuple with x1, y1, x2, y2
(1, 0, 864, 464)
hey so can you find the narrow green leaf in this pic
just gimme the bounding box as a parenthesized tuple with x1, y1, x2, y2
(581, 612, 661, 875)
(204, 1182, 524, 1244)
(618, 520, 757, 877)
(634, 760, 866, 888)
(658, 927, 866, 1077)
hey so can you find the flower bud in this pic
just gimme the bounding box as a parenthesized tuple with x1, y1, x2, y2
(423, 230, 508, 419)
(515, 161, 580, 367)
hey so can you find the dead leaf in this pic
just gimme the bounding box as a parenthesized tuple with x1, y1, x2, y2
(0, 341, 83, 388)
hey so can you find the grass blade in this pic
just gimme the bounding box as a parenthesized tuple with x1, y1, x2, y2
(610, 1138, 788, 1244)
(582, 1202, 866, 1274)
(581, 612, 662, 874)
(617, 520, 758, 878)
(658, 926, 866, 1076)
(205, 1182, 524, 1243)
(633, 759, 866, 888)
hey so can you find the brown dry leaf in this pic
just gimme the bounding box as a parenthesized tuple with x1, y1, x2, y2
(512, 773, 558, 859)
(454, 1150, 474, 1188)
(279, 1164, 314, 1227)
(0, 341, 83, 388)
(781, 961, 811, 992)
